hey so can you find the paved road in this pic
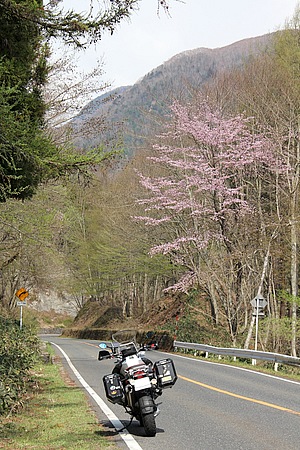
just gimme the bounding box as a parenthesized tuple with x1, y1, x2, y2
(42, 335, 300, 450)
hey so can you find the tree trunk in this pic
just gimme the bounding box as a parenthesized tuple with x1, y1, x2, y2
(244, 315, 255, 349)
(207, 281, 219, 325)
(290, 129, 300, 356)
(290, 192, 298, 356)
(143, 273, 148, 312)
(244, 241, 273, 349)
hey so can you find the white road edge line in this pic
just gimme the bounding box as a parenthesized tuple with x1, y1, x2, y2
(50, 342, 143, 450)
(172, 353, 300, 385)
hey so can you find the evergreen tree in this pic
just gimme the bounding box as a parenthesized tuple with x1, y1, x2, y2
(0, 0, 171, 201)
(0, 0, 48, 200)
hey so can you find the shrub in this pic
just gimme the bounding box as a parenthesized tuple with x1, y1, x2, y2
(0, 316, 40, 416)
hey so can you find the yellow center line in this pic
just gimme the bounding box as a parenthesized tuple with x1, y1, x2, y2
(82, 342, 99, 348)
(81, 342, 300, 416)
(178, 375, 300, 416)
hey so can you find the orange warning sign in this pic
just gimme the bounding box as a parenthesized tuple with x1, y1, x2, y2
(15, 288, 29, 301)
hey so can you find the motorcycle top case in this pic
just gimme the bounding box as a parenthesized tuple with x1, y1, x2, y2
(154, 358, 177, 389)
(103, 373, 124, 403)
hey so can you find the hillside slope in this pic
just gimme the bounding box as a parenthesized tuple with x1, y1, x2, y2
(71, 33, 274, 158)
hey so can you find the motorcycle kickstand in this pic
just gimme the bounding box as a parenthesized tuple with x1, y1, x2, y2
(117, 415, 134, 432)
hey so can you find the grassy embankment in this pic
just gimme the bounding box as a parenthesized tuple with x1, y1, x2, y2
(0, 347, 116, 450)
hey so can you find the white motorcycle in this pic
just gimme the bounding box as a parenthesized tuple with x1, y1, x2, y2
(98, 330, 177, 437)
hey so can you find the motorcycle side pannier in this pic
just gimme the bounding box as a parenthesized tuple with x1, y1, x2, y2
(103, 373, 124, 403)
(154, 358, 177, 389)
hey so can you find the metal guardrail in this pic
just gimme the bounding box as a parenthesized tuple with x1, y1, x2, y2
(173, 340, 300, 367)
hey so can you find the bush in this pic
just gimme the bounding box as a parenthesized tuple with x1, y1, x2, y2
(0, 316, 40, 416)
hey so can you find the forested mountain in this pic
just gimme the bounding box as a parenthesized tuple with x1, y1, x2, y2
(2, 15, 300, 358)
(62, 24, 300, 354)
(71, 34, 273, 158)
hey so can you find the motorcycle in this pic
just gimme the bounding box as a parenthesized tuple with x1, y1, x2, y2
(98, 330, 177, 437)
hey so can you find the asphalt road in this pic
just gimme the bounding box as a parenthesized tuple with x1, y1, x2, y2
(41, 335, 300, 450)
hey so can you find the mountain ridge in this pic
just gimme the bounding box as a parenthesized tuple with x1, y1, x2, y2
(71, 33, 275, 157)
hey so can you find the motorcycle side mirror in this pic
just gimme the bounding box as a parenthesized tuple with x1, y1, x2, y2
(98, 350, 111, 361)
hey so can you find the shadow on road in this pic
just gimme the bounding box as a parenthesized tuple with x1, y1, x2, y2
(100, 419, 164, 437)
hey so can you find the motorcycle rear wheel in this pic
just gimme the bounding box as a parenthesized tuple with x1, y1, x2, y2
(141, 412, 156, 437)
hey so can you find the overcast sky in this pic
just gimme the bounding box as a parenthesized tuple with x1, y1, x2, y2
(59, 0, 299, 88)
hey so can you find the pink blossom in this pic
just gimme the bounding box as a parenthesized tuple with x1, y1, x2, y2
(135, 100, 283, 292)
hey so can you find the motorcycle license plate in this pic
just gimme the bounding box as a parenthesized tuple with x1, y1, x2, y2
(132, 377, 151, 390)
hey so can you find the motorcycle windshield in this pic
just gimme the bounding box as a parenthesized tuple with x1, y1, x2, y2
(112, 330, 137, 345)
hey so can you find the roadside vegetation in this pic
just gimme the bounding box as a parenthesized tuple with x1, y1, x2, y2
(0, 317, 40, 416)
(0, 341, 115, 450)
(0, 315, 115, 448)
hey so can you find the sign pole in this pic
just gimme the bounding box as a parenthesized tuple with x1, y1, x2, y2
(20, 304, 23, 330)
(252, 297, 259, 365)
(15, 287, 29, 329)
(255, 296, 259, 351)
(250, 294, 267, 366)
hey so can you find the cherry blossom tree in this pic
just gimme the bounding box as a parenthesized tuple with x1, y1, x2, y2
(135, 99, 282, 344)
(208, 11, 300, 353)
